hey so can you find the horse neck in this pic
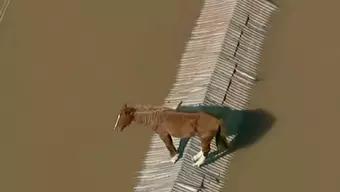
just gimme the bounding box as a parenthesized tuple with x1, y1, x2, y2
(134, 111, 162, 126)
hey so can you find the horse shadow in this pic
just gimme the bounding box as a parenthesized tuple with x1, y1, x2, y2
(178, 138, 190, 160)
(204, 108, 276, 166)
(176, 106, 276, 166)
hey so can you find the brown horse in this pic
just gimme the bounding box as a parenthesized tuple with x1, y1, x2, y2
(113, 103, 230, 167)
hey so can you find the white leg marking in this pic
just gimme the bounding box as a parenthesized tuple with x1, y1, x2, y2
(192, 150, 203, 162)
(170, 153, 179, 164)
(113, 114, 120, 131)
(193, 155, 206, 167)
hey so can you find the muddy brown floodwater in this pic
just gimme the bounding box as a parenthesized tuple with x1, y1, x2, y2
(1, 0, 339, 192)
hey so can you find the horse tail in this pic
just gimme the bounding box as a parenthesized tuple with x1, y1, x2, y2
(215, 119, 229, 152)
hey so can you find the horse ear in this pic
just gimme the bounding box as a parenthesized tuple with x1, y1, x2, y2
(123, 103, 128, 108)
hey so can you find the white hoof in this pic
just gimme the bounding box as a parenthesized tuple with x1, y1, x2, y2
(192, 155, 206, 167)
(170, 153, 179, 164)
(192, 150, 203, 162)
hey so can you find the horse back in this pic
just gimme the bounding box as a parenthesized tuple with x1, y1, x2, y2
(159, 111, 221, 138)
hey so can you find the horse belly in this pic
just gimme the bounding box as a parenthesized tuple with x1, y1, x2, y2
(167, 122, 196, 138)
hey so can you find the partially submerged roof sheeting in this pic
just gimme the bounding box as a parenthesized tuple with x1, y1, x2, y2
(134, 0, 278, 191)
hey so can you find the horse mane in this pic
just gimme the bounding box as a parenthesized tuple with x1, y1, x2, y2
(131, 104, 173, 112)
(130, 104, 174, 126)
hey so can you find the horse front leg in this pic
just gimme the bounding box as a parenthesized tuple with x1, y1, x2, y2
(193, 136, 213, 167)
(159, 134, 179, 164)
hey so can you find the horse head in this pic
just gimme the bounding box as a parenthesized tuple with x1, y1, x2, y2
(113, 104, 136, 132)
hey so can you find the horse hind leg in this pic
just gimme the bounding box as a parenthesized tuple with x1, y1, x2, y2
(192, 150, 203, 162)
(193, 136, 213, 167)
(192, 137, 209, 162)
(159, 134, 179, 163)
(216, 126, 230, 152)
